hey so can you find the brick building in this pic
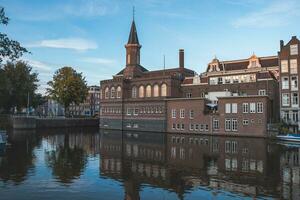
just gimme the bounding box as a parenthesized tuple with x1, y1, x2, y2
(100, 18, 300, 136)
(69, 85, 100, 117)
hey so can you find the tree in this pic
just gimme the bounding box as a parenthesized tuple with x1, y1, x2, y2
(0, 7, 28, 63)
(47, 67, 88, 116)
(0, 61, 39, 113)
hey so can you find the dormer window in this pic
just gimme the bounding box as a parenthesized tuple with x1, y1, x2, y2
(247, 54, 261, 68)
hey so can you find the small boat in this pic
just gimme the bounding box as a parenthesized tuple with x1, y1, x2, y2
(277, 133, 300, 142)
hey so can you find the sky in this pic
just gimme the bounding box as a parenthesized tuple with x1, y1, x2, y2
(1, 0, 300, 94)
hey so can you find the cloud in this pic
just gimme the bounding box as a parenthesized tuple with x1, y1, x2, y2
(80, 57, 117, 65)
(232, 0, 300, 28)
(23, 59, 54, 73)
(27, 38, 98, 51)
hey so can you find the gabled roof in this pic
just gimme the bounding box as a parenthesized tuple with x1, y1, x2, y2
(116, 65, 148, 75)
(128, 20, 139, 45)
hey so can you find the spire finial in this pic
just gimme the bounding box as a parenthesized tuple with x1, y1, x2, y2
(133, 6, 135, 21)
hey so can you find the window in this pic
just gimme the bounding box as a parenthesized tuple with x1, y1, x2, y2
(186, 93, 192, 98)
(292, 111, 298, 122)
(291, 76, 298, 90)
(146, 85, 152, 97)
(161, 84, 167, 97)
(232, 103, 237, 113)
(200, 124, 204, 131)
(225, 103, 231, 113)
(189, 124, 194, 131)
(210, 77, 218, 85)
(172, 123, 176, 129)
(290, 59, 298, 74)
(257, 102, 263, 113)
(218, 77, 223, 84)
(225, 119, 231, 131)
(172, 109, 176, 118)
(176, 124, 180, 130)
(139, 86, 144, 98)
(243, 119, 249, 125)
(292, 93, 299, 106)
(100, 89, 102, 99)
(282, 93, 290, 106)
(116, 86, 122, 98)
(250, 103, 256, 113)
(195, 124, 199, 131)
(153, 84, 159, 97)
(134, 108, 139, 116)
(213, 119, 219, 130)
(243, 103, 249, 113)
(282, 77, 289, 89)
(281, 60, 288, 73)
(132, 86, 137, 98)
(180, 109, 185, 118)
(189, 110, 194, 119)
(205, 124, 209, 131)
(105, 87, 109, 99)
(290, 44, 298, 55)
(110, 87, 116, 98)
(127, 108, 132, 116)
(232, 119, 238, 131)
(258, 90, 266, 96)
(181, 124, 185, 130)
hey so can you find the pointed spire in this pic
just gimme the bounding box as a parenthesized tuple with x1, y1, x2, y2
(127, 7, 139, 45)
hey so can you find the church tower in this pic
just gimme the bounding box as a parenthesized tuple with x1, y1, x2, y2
(123, 19, 144, 79)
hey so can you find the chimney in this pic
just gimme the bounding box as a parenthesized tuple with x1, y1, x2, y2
(280, 40, 284, 50)
(179, 49, 184, 70)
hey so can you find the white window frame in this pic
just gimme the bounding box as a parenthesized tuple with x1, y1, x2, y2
(258, 90, 266, 96)
(189, 110, 194, 119)
(281, 60, 288, 73)
(291, 76, 298, 91)
(180, 109, 185, 118)
(242, 103, 249, 113)
(257, 102, 263, 113)
(290, 44, 298, 55)
(232, 103, 238, 114)
(189, 124, 194, 131)
(290, 59, 298, 74)
(232, 119, 238, 131)
(250, 103, 256, 113)
(282, 77, 289, 90)
(292, 93, 299, 107)
(213, 119, 219, 130)
(243, 119, 249, 125)
(225, 119, 231, 131)
(225, 103, 231, 114)
(282, 93, 290, 106)
(172, 109, 176, 118)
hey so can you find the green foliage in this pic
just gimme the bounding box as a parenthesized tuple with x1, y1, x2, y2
(47, 67, 88, 113)
(0, 61, 39, 113)
(0, 7, 28, 63)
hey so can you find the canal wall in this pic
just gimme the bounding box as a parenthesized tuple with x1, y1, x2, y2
(2, 115, 99, 129)
(36, 118, 99, 128)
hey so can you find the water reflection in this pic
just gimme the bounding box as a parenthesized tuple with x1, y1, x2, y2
(0, 128, 299, 199)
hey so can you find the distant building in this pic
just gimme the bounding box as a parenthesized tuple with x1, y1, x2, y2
(100, 17, 300, 136)
(69, 85, 100, 117)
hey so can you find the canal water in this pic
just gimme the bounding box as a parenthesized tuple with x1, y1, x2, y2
(0, 128, 299, 200)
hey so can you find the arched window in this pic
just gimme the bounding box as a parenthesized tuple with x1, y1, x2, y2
(105, 87, 109, 99)
(146, 85, 152, 97)
(161, 84, 167, 97)
(132, 86, 137, 98)
(139, 86, 144, 98)
(116, 86, 121, 98)
(110, 87, 115, 98)
(153, 84, 159, 97)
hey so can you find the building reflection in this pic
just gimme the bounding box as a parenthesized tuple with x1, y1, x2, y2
(99, 130, 282, 199)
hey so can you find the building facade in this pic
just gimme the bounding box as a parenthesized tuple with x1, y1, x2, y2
(278, 37, 300, 132)
(100, 18, 300, 136)
(69, 85, 100, 117)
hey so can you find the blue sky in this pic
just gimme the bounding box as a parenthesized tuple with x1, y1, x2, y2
(1, 0, 300, 93)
